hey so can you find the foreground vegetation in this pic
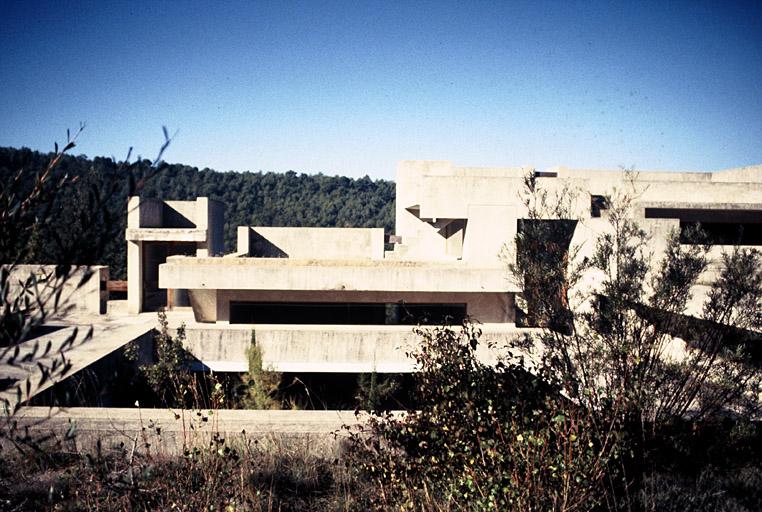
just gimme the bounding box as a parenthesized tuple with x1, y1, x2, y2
(1, 322, 760, 511)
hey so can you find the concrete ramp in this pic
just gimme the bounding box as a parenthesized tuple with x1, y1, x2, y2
(1, 315, 155, 412)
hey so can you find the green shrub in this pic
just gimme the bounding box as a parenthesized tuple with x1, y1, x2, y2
(348, 321, 613, 511)
(237, 332, 283, 410)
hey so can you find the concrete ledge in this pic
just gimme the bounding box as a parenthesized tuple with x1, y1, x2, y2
(0, 315, 155, 409)
(160, 256, 516, 293)
(8, 407, 366, 456)
(126, 228, 207, 242)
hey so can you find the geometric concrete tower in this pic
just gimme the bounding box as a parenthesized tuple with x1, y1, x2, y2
(125, 196, 224, 313)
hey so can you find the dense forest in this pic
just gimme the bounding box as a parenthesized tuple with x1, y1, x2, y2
(0, 147, 395, 279)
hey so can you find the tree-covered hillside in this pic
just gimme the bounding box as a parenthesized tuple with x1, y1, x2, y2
(0, 147, 395, 279)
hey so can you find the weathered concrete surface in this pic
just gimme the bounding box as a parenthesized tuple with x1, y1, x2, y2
(160, 257, 513, 293)
(125, 228, 207, 242)
(165, 311, 532, 373)
(10, 407, 364, 456)
(3, 265, 108, 316)
(237, 226, 385, 260)
(394, 160, 762, 266)
(1, 314, 155, 411)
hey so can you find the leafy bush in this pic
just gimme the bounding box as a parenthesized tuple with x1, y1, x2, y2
(505, 171, 762, 508)
(348, 322, 613, 510)
(123, 310, 194, 408)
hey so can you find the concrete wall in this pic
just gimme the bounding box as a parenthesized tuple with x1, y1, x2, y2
(392, 161, 589, 265)
(137, 198, 164, 228)
(237, 226, 384, 260)
(393, 161, 762, 270)
(462, 205, 518, 264)
(3, 265, 108, 316)
(11, 407, 356, 456)
(176, 322, 527, 373)
(164, 200, 197, 227)
(130, 198, 198, 229)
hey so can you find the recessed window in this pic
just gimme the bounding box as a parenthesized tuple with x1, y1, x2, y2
(229, 302, 467, 325)
(645, 208, 762, 245)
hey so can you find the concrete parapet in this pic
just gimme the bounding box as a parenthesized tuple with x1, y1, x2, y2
(2, 264, 108, 317)
(236, 226, 384, 260)
(172, 318, 527, 373)
(9, 407, 363, 457)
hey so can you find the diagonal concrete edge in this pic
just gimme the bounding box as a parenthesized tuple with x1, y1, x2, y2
(1, 315, 155, 411)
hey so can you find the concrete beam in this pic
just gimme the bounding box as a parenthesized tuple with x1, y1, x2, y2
(160, 257, 516, 293)
(125, 228, 207, 242)
(174, 320, 529, 373)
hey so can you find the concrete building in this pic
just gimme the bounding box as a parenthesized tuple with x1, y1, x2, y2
(125, 161, 762, 373)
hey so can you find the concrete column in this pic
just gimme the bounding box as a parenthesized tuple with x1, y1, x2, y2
(127, 240, 143, 314)
(127, 196, 141, 229)
(195, 198, 210, 257)
(236, 226, 252, 255)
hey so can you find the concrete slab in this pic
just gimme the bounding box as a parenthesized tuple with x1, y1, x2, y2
(1, 314, 155, 411)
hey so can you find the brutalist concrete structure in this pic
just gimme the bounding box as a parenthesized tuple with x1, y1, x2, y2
(125, 161, 762, 373)
(126, 196, 224, 314)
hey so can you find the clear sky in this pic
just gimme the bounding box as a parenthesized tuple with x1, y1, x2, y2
(1, 0, 761, 179)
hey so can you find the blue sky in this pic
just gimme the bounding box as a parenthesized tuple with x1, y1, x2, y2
(1, 0, 760, 179)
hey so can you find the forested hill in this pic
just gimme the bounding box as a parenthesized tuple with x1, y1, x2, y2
(0, 146, 395, 279)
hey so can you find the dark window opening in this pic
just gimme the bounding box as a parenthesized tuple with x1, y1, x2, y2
(229, 302, 467, 325)
(679, 222, 762, 246)
(644, 208, 762, 246)
(389, 303, 467, 325)
(591, 195, 609, 218)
